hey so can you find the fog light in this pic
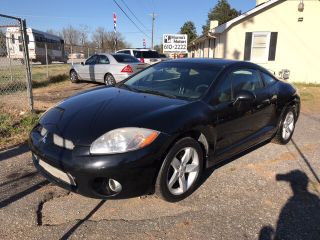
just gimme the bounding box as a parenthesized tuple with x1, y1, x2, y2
(108, 179, 122, 193)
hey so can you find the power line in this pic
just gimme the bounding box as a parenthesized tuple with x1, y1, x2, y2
(119, 0, 150, 32)
(113, 0, 151, 39)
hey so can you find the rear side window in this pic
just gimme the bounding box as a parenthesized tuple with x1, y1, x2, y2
(230, 69, 263, 94)
(112, 54, 140, 63)
(261, 72, 277, 86)
(97, 55, 110, 64)
(133, 50, 159, 58)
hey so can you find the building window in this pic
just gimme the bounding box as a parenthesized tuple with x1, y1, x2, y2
(244, 32, 278, 62)
(251, 32, 270, 62)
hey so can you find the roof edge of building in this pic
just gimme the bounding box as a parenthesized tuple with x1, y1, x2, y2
(210, 0, 282, 34)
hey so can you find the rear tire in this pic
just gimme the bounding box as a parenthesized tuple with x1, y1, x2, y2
(273, 106, 296, 145)
(155, 137, 203, 202)
(70, 70, 79, 83)
(104, 74, 116, 86)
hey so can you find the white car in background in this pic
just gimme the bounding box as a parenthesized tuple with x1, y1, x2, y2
(116, 48, 162, 65)
(70, 53, 149, 85)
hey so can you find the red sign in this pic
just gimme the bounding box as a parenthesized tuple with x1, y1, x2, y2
(113, 13, 117, 23)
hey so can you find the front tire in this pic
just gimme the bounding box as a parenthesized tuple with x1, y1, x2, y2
(155, 137, 203, 202)
(273, 106, 296, 145)
(104, 74, 116, 86)
(70, 70, 79, 83)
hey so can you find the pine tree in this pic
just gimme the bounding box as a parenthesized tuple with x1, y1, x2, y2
(180, 21, 198, 43)
(202, 0, 240, 34)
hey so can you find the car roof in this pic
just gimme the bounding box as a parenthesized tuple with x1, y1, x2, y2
(165, 58, 263, 69)
(165, 58, 237, 66)
(118, 48, 156, 52)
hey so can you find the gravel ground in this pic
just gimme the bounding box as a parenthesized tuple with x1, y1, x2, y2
(0, 97, 319, 239)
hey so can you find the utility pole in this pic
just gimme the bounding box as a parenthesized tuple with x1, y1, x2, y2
(151, 12, 155, 49)
(149, 12, 157, 49)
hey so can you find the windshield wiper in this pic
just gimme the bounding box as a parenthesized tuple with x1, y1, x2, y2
(119, 84, 177, 99)
(136, 89, 177, 99)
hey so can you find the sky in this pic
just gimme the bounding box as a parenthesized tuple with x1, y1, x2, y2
(1, 0, 256, 48)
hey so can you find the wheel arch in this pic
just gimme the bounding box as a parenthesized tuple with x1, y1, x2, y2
(164, 129, 211, 167)
(151, 129, 210, 189)
(278, 97, 300, 126)
(69, 68, 77, 75)
(104, 72, 113, 79)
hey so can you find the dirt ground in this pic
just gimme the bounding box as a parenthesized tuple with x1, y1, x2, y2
(32, 81, 98, 111)
(295, 84, 320, 113)
(0, 81, 320, 239)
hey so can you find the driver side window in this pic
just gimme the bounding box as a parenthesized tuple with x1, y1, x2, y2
(231, 69, 263, 95)
(215, 76, 232, 104)
(85, 55, 98, 65)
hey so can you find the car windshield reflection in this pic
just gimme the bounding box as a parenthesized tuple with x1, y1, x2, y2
(121, 62, 222, 101)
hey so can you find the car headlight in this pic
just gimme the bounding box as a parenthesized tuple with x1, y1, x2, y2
(90, 127, 160, 154)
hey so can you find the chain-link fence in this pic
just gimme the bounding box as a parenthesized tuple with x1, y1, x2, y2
(0, 14, 33, 111)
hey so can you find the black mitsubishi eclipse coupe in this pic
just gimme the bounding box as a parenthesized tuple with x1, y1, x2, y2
(29, 58, 300, 202)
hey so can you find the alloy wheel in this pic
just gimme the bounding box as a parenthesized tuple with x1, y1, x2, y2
(282, 111, 295, 140)
(70, 71, 77, 81)
(105, 75, 115, 86)
(166, 147, 200, 195)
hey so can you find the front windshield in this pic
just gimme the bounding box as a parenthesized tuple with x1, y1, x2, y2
(121, 62, 222, 101)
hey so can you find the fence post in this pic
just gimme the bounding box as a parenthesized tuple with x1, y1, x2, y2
(7, 37, 13, 81)
(21, 19, 33, 111)
(71, 45, 73, 65)
(45, 42, 49, 78)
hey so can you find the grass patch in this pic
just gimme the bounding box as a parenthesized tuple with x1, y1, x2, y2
(293, 83, 320, 113)
(299, 91, 314, 102)
(0, 110, 39, 150)
(33, 73, 68, 88)
(292, 83, 320, 88)
(32, 64, 70, 88)
(0, 63, 70, 94)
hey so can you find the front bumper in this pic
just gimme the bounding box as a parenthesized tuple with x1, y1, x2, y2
(29, 126, 171, 199)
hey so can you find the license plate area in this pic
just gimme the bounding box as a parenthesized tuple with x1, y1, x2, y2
(38, 159, 75, 186)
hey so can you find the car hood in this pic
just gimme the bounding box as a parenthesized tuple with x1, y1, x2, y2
(39, 87, 189, 146)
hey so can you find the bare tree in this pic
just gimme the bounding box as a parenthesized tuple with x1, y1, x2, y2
(79, 25, 89, 47)
(62, 25, 80, 46)
(92, 27, 130, 52)
(92, 27, 108, 51)
(113, 32, 130, 50)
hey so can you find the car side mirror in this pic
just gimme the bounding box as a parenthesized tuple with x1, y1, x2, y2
(233, 90, 256, 107)
(81, 62, 84, 65)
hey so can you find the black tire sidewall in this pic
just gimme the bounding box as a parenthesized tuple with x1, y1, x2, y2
(156, 137, 204, 202)
(278, 106, 296, 144)
(70, 70, 78, 83)
(105, 74, 116, 86)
